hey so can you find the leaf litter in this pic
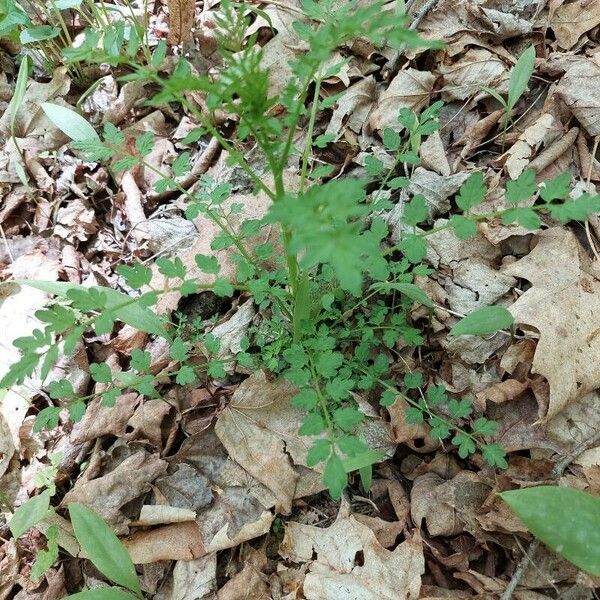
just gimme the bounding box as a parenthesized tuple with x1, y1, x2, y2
(4, 0, 600, 598)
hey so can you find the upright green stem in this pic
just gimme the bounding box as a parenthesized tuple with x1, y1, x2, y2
(299, 75, 322, 192)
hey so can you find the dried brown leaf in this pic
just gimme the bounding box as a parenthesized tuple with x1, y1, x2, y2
(280, 508, 424, 600)
(503, 228, 600, 418)
(167, 0, 195, 45)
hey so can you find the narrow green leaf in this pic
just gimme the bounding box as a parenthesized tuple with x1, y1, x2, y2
(449, 305, 513, 336)
(69, 504, 141, 595)
(65, 588, 138, 600)
(502, 486, 600, 576)
(9, 490, 51, 538)
(41, 103, 100, 142)
(9, 55, 31, 136)
(507, 46, 536, 111)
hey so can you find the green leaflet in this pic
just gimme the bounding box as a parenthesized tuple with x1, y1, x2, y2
(65, 588, 138, 600)
(18, 281, 166, 337)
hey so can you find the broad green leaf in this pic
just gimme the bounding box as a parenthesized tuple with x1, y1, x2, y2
(65, 588, 138, 600)
(502, 486, 600, 576)
(506, 169, 537, 205)
(9, 490, 51, 538)
(342, 449, 385, 472)
(507, 46, 536, 111)
(324, 454, 347, 500)
(41, 103, 100, 142)
(19, 281, 165, 336)
(449, 305, 513, 336)
(69, 504, 141, 595)
(20, 25, 59, 44)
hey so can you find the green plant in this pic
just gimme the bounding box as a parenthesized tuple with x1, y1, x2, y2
(10, 497, 142, 599)
(3, 1, 600, 500)
(483, 45, 536, 134)
(502, 486, 600, 576)
(0, 0, 151, 75)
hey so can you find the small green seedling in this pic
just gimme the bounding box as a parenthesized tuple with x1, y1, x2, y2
(483, 45, 536, 133)
(9, 495, 142, 599)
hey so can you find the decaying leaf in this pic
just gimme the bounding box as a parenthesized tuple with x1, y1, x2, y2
(368, 69, 436, 132)
(167, 0, 195, 45)
(280, 507, 424, 600)
(61, 450, 168, 532)
(550, 0, 600, 50)
(504, 228, 600, 418)
(556, 58, 600, 136)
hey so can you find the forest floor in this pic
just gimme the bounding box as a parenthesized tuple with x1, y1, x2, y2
(3, 0, 600, 598)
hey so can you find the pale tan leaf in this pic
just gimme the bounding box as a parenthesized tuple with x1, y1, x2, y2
(556, 58, 600, 136)
(61, 451, 168, 532)
(504, 113, 557, 179)
(439, 48, 508, 102)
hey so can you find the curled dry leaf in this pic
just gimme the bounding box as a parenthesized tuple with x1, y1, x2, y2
(280, 508, 424, 600)
(124, 521, 206, 564)
(439, 49, 508, 102)
(61, 450, 168, 532)
(504, 113, 557, 179)
(325, 76, 377, 138)
(503, 228, 600, 419)
(167, 0, 195, 44)
(410, 471, 489, 537)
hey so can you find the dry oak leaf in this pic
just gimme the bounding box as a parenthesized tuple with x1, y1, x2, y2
(503, 228, 600, 419)
(556, 58, 600, 136)
(280, 508, 424, 600)
(550, 0, 600, 50)
(214, 371, 312, 514)
(368, 68, 436, 132)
